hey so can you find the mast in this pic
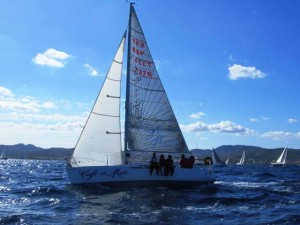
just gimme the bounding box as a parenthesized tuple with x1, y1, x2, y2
(124, 3, 134, 163)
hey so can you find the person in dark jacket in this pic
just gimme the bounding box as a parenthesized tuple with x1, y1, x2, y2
(159, 154, 166, 175)
(188, 156, 195, 168)
(165, 155, 174, 176)
(150, 152, 159, 175)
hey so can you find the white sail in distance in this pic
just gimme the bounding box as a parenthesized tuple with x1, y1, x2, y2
(237, 150, 245, 165)
(276, 146, 288, 164)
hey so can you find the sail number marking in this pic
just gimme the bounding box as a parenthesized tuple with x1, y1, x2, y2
(134, 57, 152, 68)
(131, 36, 155, 78)
(132, 37, 145, 48)
(132, 46, 144, 56)
(134, 67, 152, 77)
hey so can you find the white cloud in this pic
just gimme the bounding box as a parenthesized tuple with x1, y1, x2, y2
(0, 112, 87, 123)
(261, 131, 300, 140)
(261, 116, 269, 121)
(32, 48, 71, 68)
(228, 64, 266, 80)
(208, 121, 254, 135)
(181, 121, 208, 132)
(0, 86, 91, 148)
(41, 101, 56, 109)
(189, 112, 206, 119)
(0, 121, 82, 148)
(154, 59, 161, 70)
(228, 54, 237, 62)
(0, 87, 14, 97)
(288, 118, 298, 124)
(181, 120, 254, 136)
(0, 121, 83, 132)
(249, 116, 269, 123)
(84, 64, 99, 76)
(0, 95, 57, 113)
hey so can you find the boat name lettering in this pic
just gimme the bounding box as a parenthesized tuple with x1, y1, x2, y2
(80, 169, 98, 181)
(108, 168, 128, 178)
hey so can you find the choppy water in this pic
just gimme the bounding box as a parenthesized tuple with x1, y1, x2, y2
(0, 160, 300, 225)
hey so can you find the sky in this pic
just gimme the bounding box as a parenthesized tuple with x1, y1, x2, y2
(0, 0, 300, 149)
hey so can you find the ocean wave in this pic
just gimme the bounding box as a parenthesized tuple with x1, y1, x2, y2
(1, 160, 300, 224)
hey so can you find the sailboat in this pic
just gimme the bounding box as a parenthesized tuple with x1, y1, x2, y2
(66, 4, 216, 187)
(225, 155, 230, 165)
(236, 150, 245, 165)
(211, 148, 225, 166)
(271, 146, 288, 166)
(0, 150, 7, 160)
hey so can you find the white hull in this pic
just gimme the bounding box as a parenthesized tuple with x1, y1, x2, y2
(66, 163, 216, 188)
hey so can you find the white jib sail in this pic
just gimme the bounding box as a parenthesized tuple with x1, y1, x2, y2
(238, 151, 245, 164)
(71, 33, 126, 167)
(276, 146, 288, 164)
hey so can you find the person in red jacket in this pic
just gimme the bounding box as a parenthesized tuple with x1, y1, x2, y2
(180, 154, 189, 168)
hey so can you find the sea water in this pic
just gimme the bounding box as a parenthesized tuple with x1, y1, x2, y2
(0, 160, 300, 225)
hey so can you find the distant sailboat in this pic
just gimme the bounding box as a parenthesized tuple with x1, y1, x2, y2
(237, 150, 245, 165)
(225, 155, 230, 165)
(0, 150, 7, 160)
(271, 146, 288, 166)
(212, 149, 225, 166)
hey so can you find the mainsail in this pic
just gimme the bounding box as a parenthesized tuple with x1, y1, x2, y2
(276, 146, 288, 164)
(225, 155, 230, 164)
(71, 33, 126, 166)
(212, 149, 225, 164)
(0, 150, 7, 159)
(125, 5, 188, 154)
(237, 150, 245, 165)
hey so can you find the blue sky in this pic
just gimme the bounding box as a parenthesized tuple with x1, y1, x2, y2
(0, 0, 299, 149)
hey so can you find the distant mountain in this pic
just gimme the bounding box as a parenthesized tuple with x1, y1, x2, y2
(190, 145, 300, 164)
(0, 144, 73, 160)
(1, 144, 300, 163)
